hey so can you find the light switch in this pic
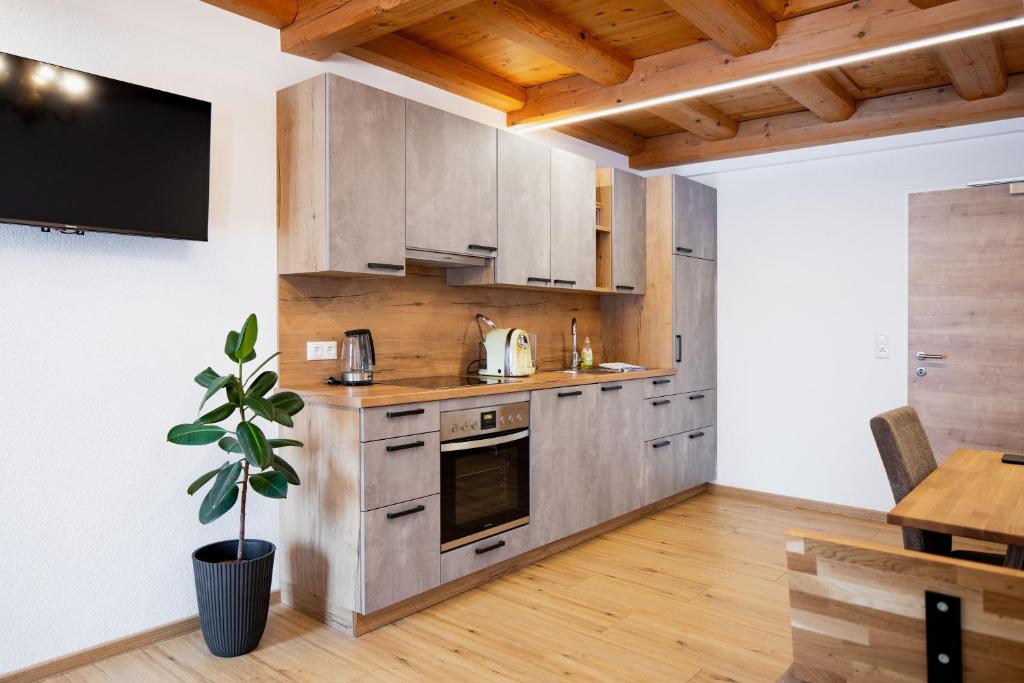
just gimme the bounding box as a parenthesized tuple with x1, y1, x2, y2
(875, 334, 891, 359)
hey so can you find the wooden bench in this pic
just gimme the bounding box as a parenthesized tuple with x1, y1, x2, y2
(782, 530, 1024, 682)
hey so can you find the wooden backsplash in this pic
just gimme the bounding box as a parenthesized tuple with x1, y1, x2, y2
(279, 267, 606, 386)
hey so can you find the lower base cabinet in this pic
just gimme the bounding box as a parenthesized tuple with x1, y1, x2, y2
(440, 523, 533, 583)
(676, 427, 716, 491)
(360, 494, 440, 613)
(642, 437, 678, 505)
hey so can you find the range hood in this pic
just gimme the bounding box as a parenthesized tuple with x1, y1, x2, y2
(404, 248, 492, 269)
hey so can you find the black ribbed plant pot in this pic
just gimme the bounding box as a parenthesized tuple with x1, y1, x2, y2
(192, 539, 275, 657)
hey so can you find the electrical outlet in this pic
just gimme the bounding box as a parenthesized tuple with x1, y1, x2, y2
(875, 334, 891, 359)
(307, 341, 337, 361)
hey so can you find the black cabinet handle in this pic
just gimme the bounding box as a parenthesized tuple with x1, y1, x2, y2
(652, 399, 671, 406)
(558, 390, 583, 398)
(676, 247, 693, 254)
(688, 431, 706, 439)
(653, 379, 671, 386)
(676, 335, 682, 364)
(615, 285, 635, 291)
(387, 504, 425, 520)
(367, 262, 404, 271)
(601, 385, 623, 392)
(553, 279, 576, 286)
(386, 408, 426, 418)
(527, 277, 551, 284)
(688, 394, 706, 400)
(468, 244, 497, 252)
(386, 440, 425, 453)
(652, 440, 672, 449)
(474, 540, 506, 555)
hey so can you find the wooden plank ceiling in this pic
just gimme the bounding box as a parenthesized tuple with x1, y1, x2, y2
(204, 0, 1024, 168)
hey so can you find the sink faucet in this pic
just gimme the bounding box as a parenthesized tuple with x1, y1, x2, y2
(570, 317, 579, 370)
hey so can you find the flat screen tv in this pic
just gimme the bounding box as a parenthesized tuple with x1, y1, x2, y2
(0, 52, 211, 241)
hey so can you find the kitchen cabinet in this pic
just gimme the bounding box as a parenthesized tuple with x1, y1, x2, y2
(596, 379, 645, 520)
(440, 523, 533, 583)
(360, 432, 440, 511)
(495, 132, 552, 287)
(278, 74, 407, 277)
(675, 427, 717, 492)
(406, 101, 497, 259)
(550, 148, 596, 291)
(673, 254, 716, 392)
(642, 437, 678, 505)
(360, 494, 440, 613)
(611, 169, 646, 294)
(673, 176, 717, 261)
(360, 401, 440, 442)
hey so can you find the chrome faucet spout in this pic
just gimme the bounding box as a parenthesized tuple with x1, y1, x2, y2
(570, 318, 579, 370)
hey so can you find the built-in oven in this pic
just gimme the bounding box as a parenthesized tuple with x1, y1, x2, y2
(440, 401, 530, 552)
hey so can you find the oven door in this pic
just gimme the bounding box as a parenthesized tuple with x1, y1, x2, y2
(440, 428, 529, 552)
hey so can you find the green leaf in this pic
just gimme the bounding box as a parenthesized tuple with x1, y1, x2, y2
(187, 462, 229, 495)
(224, 330, 240, 362)
(198, 374, 233, 413)
(245, 351, 281, 384)
(244, 395, 275, 421)
(273, 409, 294, 428)
(195, 402, 236, 425)
(271, 454, 301, 485)
(199, 469, 240, 524)
(269, 439, 303, 449)
(236, 314, 258, 361)
(168, 423, 227, 446)
(247, 371, 278, 399)
(194, 367, 219, 389)
(249, 471, 288, 499)
(226, 376, 243, 404)
(237, 421, 272, 469)
(269, 391, 305, 417)
(218, 436, 242, 454)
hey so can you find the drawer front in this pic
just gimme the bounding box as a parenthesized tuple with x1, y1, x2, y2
(440, 523, 533, 584)
(642, 437, 678, 505)
(440, 391, 530, 412)
(675, 427, 717, 492)
(361, 402, 439, 442)
(644, 375, 677, 399)
(361, 432, 440, 511)
(679, 390, 716, 432)
(644, 395, 683, 441)
(360, 494, 440, 613)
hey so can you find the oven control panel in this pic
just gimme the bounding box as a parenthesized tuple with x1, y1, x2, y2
(441, 401, 529, 439)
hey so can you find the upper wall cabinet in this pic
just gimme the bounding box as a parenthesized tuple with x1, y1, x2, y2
(673, 176, 717, 261)
(610, 168, 646, 294)
(278, 74, 407, 277)
(495, 132, 552, 287)
(406, 102, 497, 260)
(551, 149, 597, 291)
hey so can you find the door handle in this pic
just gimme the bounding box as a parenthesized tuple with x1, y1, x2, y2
(386, 408, 426, 418)
(915, 352, 946, 361)
(675, 335, 682, 364)
(474, 540, 506, 555)
(386, 504, 425, 520)
(467, 244, 497, 253)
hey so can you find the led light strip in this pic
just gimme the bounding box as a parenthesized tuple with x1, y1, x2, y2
(512, 17, 1024, 133)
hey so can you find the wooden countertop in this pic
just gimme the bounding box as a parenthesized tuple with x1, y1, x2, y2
(284, 368, 675, 408)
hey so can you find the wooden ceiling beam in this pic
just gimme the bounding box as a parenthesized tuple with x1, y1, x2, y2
(281, 0, 478, 60)
(661, 0, 777, 55)
(462, 0, 633, 86)
(932, 34, 1009, 101)
(630, 74, 1024, 170)
(775, 72, 856, 121)
(345, 34, 526, 112)
(553, 120, 646, 157)
(647, 100, 739, 140)
(507, 0, 1023, 128)
(200, 0, 296, 28)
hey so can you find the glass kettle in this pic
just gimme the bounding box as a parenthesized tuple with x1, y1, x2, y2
(340, 329, 375, 385)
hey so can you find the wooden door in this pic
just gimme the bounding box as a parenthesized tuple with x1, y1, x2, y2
(550, 148, 596, 290)
(673, 176, 717, 261)
(595, 379, 644, 521)
(612, 168, 646, 294)
(909, 185, 1024, 460)
(406, 101, 497, 257)
(495, 131, 551, 287)
(673, 255, 717, 392)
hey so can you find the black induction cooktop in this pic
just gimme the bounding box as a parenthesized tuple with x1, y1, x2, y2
(385, 375, 522, 390)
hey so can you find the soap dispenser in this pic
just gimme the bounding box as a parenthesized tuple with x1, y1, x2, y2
(581, 337, 593, 368)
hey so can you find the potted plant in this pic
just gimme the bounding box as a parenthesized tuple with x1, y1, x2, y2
(167, 313, 304, 657)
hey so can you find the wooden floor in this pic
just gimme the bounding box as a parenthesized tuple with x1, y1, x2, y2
(48, 492, 911, 682)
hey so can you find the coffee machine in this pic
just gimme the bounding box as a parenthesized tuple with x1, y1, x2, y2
(339, 329, 375, 385)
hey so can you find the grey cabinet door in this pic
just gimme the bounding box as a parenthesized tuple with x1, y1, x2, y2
(360, 494, 440, 613)
(673, 176, 717, 261)
(673, 255, 716, 392)
(596, 379, 645, 521)
(406, 101, 497, 257)
(675, 427, 717, 492)
(326, 75, 407, 276)
(530, 384, 598, 546)
(642, 437, 677, 505)
(612, 169, 646, 294)
(550, 149, 596, 290)
(360, 432, 440, 511)
(496, 132, 551, 286)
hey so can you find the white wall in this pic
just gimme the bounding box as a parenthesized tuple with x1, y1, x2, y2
(687, 124, 1024, 511)
(0, 0, 625, 673)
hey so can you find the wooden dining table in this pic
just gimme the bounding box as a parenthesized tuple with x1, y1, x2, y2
(888, 448, 1024, 569)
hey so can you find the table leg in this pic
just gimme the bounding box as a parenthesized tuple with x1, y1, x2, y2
(1006, 545, 1024, 569)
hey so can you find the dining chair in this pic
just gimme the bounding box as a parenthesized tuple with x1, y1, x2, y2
(870, 406, 1004, 564)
